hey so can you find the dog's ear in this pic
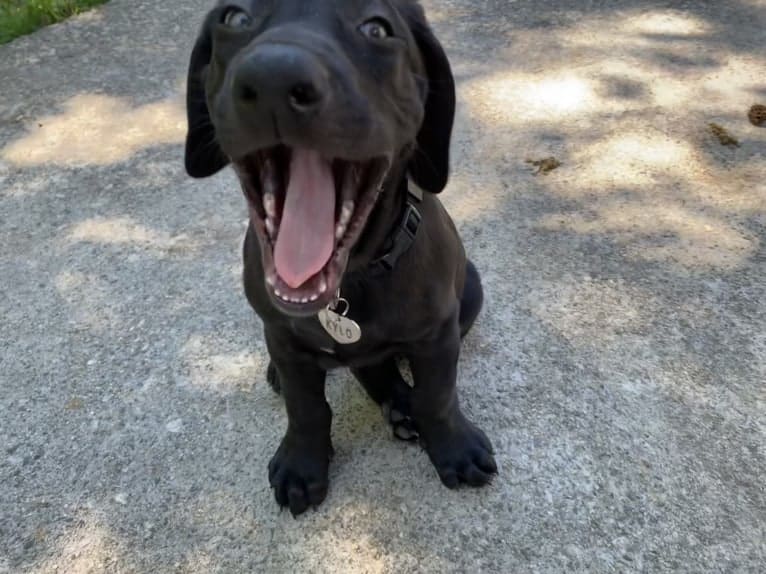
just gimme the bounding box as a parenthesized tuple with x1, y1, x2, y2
(185, 19, 229, 178)
(405, 5, 456, 194)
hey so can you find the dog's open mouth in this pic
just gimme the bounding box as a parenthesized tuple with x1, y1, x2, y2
(235, 146, 389, 315)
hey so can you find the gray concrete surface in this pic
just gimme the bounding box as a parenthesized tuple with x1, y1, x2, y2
(1, 0, 765, 572)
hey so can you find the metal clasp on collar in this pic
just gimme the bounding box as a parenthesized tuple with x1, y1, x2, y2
(375, 202, 421, 272)
(368, 179, 423, 274)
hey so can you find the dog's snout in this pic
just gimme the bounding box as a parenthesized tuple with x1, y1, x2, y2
(233, 44, 327, 116)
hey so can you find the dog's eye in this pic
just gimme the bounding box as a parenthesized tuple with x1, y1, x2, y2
(359, 17, 392, 40)
(222, 6, 252, 28)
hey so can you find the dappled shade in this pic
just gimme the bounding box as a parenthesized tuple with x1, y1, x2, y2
(451, 8, 765, 270)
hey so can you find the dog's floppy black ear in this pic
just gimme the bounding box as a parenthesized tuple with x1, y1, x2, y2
(185, 21, 229, 178)
(406, 6, 456, 194)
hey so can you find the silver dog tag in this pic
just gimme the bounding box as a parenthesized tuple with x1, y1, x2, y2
(318, 296, 361, 344)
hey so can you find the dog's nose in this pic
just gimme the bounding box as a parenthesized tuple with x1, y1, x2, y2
(233, 44, 327, 115)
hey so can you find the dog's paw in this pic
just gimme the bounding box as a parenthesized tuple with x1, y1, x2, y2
(266, 361, 281, 394)
(268, 439, 331, 516)
(421, 417, 497, 488)
(381, 400, 419, 442)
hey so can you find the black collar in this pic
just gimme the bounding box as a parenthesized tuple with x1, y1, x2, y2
(369, 180, 423, 274)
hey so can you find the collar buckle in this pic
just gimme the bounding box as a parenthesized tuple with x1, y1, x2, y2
(370, 180, 423, 274)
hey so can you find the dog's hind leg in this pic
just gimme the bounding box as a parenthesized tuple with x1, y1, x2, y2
(459, 259, 483, 338)
(352, 359, 418, 441)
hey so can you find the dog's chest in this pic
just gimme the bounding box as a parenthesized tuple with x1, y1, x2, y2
(287, 305, 403, 369)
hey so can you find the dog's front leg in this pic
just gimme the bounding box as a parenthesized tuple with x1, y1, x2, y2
(409, 309, 498, 488)
(265, 329, 332, 516)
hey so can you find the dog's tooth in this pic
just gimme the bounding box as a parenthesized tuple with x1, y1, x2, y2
(266, 274, 276, 287)
(290, 296, 301, 303)
(335, 223, 346, 240)
(262, 178, 276, 198)
(263, 193, 276, 218)
(300, 297, 308, 304)
(319, 278, 327, 294)
(265, 218, 276, 238)
(261, 157, 277, 192)
(310, 294, 319, 302)
(340, 201, 354, 226)
(274, 288, 282, 297)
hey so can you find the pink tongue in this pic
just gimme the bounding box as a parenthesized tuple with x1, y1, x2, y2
(274, 149, 336, 288)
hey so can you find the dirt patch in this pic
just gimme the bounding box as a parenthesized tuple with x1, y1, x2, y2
(708, 122, 740, 147)
(526, 156, 562, 175)
(748, 104, 766, 127)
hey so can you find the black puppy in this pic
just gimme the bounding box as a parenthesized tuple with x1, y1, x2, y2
(185, 0, 497, 515)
